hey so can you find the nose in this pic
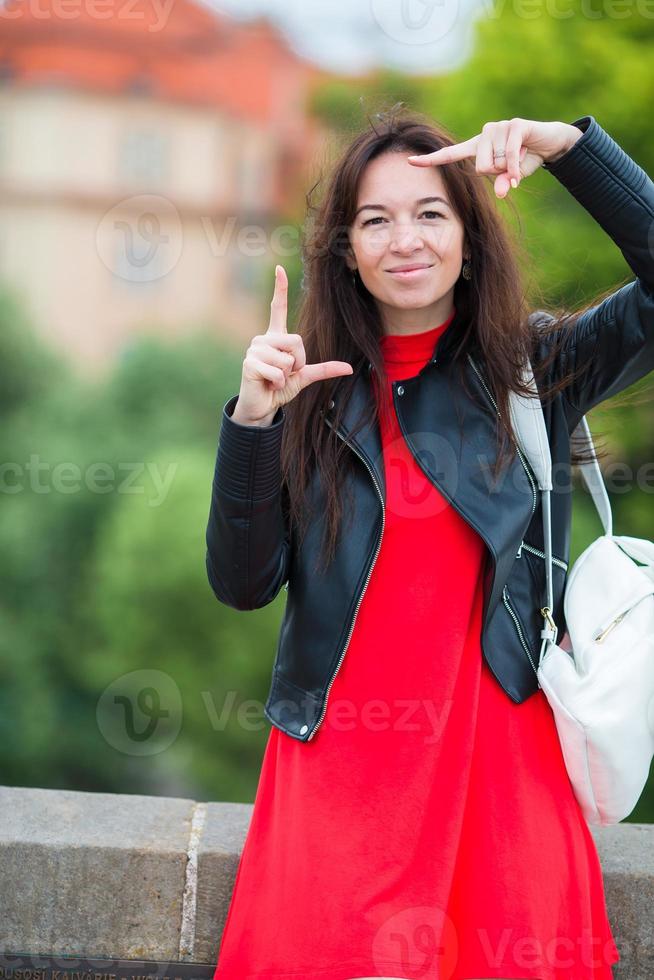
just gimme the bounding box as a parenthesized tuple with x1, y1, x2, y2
(389, 221, 424, 253)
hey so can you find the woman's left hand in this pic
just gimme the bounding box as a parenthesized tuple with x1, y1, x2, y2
(407, 118, 583, 199)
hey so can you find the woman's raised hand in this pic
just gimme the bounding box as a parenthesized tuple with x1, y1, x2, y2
(407, 118, 582, 199)
(231, 265, 354, 426)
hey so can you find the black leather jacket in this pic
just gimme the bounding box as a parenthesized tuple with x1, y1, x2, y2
(205, 114, 654, 742)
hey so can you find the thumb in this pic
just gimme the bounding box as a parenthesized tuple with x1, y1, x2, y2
(495, 145, 529, 197)
(296, 360, 354, 392)
(494, 172, 513, 198)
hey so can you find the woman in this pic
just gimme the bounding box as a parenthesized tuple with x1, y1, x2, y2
(205, 108, 654, 979)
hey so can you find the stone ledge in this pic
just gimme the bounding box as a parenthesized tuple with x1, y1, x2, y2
(0, 786, 652, 976)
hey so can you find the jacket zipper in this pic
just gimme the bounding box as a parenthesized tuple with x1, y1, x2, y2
(502, 585, 540, 679)
(467, 354, 538, 518)
(307, 417, 385, 740)
(516, 540, 568, 571)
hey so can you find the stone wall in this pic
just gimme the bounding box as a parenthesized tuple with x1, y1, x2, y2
(0, 786, 652, 976)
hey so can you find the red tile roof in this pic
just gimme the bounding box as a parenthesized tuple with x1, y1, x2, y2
(0, 0, 332, 120)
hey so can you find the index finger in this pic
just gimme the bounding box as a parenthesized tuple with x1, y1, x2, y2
(407, 134, 480, 167)
(267, 264, 288, 334)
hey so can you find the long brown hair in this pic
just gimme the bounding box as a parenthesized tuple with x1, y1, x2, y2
(280, 102, 649, 571)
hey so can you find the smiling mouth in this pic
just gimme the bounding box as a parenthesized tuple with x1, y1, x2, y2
(387, 265, 434, 279)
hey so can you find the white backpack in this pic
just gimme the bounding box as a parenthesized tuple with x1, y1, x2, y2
(509, 362, 654, 826)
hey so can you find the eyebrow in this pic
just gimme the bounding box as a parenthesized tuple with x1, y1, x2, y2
(354, 196, 451, 218)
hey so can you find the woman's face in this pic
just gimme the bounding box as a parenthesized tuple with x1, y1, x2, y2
(346, 150, 469, 334)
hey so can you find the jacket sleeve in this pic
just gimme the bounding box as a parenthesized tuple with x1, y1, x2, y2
(534, 114, 654, 432)
(205, 393, 291, 611)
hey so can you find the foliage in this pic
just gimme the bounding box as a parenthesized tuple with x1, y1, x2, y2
(0, 296, 284, 800)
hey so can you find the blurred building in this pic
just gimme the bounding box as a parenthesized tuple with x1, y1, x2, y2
(0, 0, 331, 376)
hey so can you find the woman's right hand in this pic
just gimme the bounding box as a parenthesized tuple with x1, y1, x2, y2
(231, 265, 354, 426)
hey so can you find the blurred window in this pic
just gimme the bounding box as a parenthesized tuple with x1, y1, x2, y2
(118, 129, 169, 188)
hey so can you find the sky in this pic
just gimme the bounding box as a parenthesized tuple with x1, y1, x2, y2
(209, 0, 487, 75)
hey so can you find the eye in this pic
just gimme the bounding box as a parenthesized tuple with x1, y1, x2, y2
(361, 210, 446, 227)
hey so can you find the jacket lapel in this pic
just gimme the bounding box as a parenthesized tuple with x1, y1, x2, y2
(395, 355, 537, 620)
(325, 339, 538, 623)
(325, 364, 386, 503)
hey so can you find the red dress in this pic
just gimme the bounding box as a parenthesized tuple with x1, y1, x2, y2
(213, 311, 621, 980)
